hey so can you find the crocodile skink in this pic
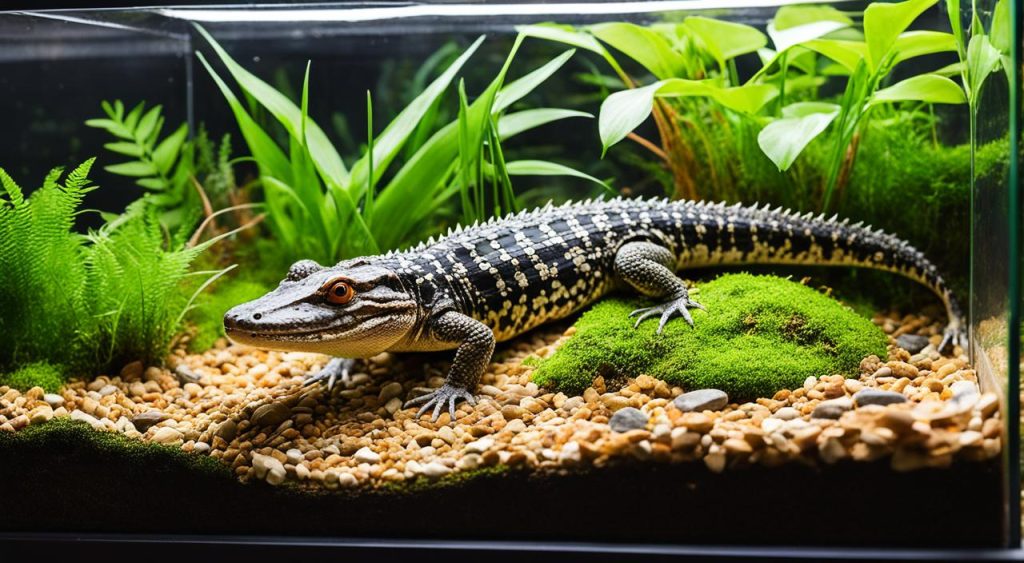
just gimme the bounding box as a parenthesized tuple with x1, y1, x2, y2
(224, 197, 965, 421)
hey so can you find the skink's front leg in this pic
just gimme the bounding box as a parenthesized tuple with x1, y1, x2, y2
(615, 240, 705, 333)
(405, 310, 495, 422)
(303, 357, 357, 391)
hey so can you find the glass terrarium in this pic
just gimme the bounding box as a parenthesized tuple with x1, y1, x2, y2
(0, 0, 1020, 556)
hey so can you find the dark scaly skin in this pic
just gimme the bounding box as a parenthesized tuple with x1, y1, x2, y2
(224, 197, 965, 422)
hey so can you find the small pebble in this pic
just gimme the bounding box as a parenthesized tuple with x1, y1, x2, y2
(896, 334, 930, 354)
(811, 398, 852, 420)
(672, 389, 728, 412)
(609, 407, 648, 433)
(853, 389, 908, 407)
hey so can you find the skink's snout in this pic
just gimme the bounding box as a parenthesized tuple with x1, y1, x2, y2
(223, 302, 263, 333)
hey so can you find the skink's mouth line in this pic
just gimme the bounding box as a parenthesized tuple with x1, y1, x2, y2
(227, 310, 405, 340)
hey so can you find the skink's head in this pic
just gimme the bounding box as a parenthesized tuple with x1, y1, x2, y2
(224, 258, 417, 358)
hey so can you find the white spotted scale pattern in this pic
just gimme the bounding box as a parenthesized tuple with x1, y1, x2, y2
(378, 197, 961, 343)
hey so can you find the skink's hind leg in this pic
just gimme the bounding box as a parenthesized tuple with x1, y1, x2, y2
(404, 310, 494, 423)
(615, 240, 705, 334)
(303, 357, 357, 391)
(939, 322, 968, 353)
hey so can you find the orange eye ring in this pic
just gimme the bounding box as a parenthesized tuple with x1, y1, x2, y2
(325, 280, 355, 304)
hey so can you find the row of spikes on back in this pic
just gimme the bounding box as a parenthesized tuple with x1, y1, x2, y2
(381, 197, 915, 257)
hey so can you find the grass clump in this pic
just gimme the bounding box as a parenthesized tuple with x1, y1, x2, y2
(533, 273, 887, 401)
(0, 362, 64, 394)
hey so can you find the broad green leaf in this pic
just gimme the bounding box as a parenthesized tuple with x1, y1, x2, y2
(516, 23, 608, 55)
(802, 39, 869, 73)
(965, 33, 1001, 104)
(870, 74, 967, 105)
(945, 0, 964, 59)
(772, 5, 853, 30)
(598, 80, 776, 153)
(990, 0, 1010, 54)
(598, 83, 661, 154)
(196, 52, 292, 184)
(781, 101, 841, 118)
(682, 16, 767, 71)
(124, 102, 144, 133)
(152, 123, 188, 175)
(497, 109, 591, 139)
(85, 118, 131, 139)
(349, 36, 484, 195)
(103, 142, 144, 157)
(494, 48, 575, 113)
(863, 0, 937, 70)
(891, 31, 957, 66)
(105, 161, 158, 177)
(193, 24, 348, 184)
(758, 102, 839, 171)
(768, 20, 849, 53)
(591, 22, 687, 79)
(136, 177, 168, 190)
(135, 105, 162, 144)
(657, 80, 778, 114)
(505, 160, 612, 192)
(933, 61, 965, 77)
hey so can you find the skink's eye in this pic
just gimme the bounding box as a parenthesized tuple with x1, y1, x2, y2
(325, 280, 355, 304)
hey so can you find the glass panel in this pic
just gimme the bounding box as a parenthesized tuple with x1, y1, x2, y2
(0, 0, 1016, 551)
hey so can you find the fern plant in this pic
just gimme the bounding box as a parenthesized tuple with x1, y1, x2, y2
(0, 159, 222, 386)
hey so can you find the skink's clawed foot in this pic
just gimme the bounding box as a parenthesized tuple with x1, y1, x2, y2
(405, 384, 476, 423)
(939, 324, 967, 354)
(629, 295, 706, 334)
(303, 357, 356, 392)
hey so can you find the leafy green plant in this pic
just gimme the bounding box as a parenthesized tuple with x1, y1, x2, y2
(0, 160, 224, 387)
(86, 101, 199, 232)
(523, 0, 967, 211)
(195, 26, 607, 266)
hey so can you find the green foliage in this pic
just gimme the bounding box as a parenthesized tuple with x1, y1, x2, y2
(525, 0, 967, 211)
(0, 161, 218, 383)
(195, 26, 603, 266)
(0, 362, 64, 394)
(86, 101, 198, 232)
(533, 274, 888, 400)
(187, 275, 273, 352)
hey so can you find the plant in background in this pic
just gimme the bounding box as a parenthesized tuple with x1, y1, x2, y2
(522, 0, 968, 211)
(194, 25, 608, 266)
(0, 159, 226, 389)
(87, 102, 250, 242)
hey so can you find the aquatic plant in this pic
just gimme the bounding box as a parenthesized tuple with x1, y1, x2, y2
(521, 0, 967, 211)
(195, 25, 607, 266)
(0, 160, 224, 386)
(532, 274, 888, 400)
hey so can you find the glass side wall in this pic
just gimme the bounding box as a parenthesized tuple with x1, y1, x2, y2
(0, 0, 1016, 549)
(970, 0, 1020, 546)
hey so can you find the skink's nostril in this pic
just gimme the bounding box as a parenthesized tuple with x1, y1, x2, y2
(253, 313, 262, 320)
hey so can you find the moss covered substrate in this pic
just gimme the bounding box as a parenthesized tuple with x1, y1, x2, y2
(534, 274, 887, 399)
(0, 419, 1002, 547)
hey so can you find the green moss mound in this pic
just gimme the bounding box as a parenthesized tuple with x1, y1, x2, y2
(0, 417, 229, 478)
(533, 273, 888, 401)
(0, 361, 65, 393)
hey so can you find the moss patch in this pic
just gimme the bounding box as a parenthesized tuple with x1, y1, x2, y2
(0, 361, 65, 393)
(0, 417, 229, 478)
(533, 273, 887, 401)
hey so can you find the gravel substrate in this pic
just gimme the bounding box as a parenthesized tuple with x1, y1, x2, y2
(0, 310, 1002, 491)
